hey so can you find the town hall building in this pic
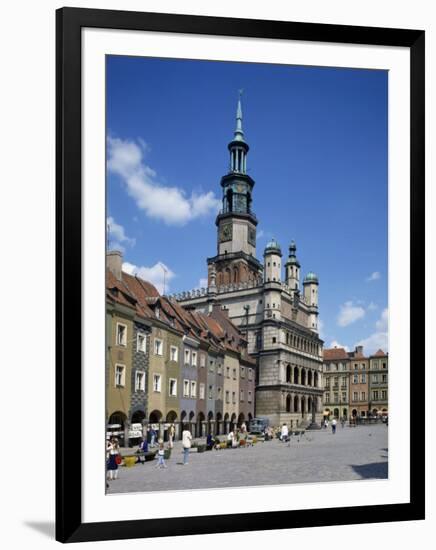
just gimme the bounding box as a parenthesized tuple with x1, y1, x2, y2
(174, 95, 324, 428)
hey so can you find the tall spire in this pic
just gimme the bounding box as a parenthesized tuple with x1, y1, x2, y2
(233, 89, 245, 142)
(228, 90, 249, 175)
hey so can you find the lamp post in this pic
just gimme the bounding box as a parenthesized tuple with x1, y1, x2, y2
(307, 391, 321, 430)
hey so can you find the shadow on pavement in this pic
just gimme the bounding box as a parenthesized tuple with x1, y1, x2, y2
(351, 462, 388, 479)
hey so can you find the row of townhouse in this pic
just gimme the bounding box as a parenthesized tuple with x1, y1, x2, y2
(106, 250, 255, 444)
(322, 345, 389, 420)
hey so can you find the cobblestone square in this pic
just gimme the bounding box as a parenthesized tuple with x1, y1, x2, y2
(107, 424, 388, 495)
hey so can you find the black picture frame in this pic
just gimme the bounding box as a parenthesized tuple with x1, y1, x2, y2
(56, 7, 425, 543)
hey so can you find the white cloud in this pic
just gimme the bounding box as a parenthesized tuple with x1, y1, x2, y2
(375, 308, 388, 331)
(329, 340, 350, 352)
(366, 271, 381, 282)
(368, 301, 378, 311)
(337, 301, 366, 327)
(356, 332, 388, 355)
(257, 229, 264, 240)
(122, 261, 175, 295)
(107, 216, 135, 252)
(356, 308, 388, 355)
(108, 137, 220, 225)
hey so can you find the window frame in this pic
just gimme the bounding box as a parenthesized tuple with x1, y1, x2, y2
(114, 363, 126, 387)
(152, 373, 162, 393)
(116, 322, 127, 347)
(154, 338, 163, 356)
(199, 382, 205, 400)
(136, 332, 147, 353)
(135, 370, 145, 392)
(170, 345, 178, 362)
(168, 377, 177, 397)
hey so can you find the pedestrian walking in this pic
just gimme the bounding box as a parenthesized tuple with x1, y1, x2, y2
(331, 418, 337, 434)
(106, 437, 121, 480)
(341, 417, 345, 429)
(182, 425, 192, 465)
(168, 423, 175, 449)
(281, 423, 289, 442)
(156, 440, 167, 469)
(149, 427, 157, 447)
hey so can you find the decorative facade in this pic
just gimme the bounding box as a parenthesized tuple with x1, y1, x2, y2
(174, 95, 324, 428)
(106, 249, 255, 442)
(323, 345, 389, 420)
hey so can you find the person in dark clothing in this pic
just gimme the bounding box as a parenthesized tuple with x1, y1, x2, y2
(206, 433, 214, 450)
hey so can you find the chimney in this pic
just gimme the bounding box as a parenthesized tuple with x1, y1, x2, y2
(212, 302, 222, 314)
(107, 250, 123, 281)
(355, 345, 363, 355)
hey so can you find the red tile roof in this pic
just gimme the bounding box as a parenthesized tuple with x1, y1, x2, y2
(371, 349, 387, 357)
(106, 265, 251, 360)
(323, 347, 349, 360)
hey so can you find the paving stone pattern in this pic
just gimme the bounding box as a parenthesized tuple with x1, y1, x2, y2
(107, 424, 388, 495)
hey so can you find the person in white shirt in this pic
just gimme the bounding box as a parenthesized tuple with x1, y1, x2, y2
(182, 426, 192, 465)
(281, 423, 289, 442)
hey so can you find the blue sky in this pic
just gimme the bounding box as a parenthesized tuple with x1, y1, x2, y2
(106, 55, 388, 354)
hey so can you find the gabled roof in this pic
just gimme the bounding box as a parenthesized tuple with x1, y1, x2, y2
(107, 263, 255, 360)
(323, 347, 349, 361)
(371, 349, 388, 357)
(348, 350, 366, 359)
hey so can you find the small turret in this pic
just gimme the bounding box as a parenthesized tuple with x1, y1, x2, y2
(264, 238, 282, 283)
(303, 271, 319, 332)
(285, 240, 300, 290)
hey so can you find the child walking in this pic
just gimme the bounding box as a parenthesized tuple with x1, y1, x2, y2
(156, 440, 167, 469)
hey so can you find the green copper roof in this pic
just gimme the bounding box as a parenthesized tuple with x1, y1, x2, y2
(287, 255, 299, 265)
(265, 238, 282, 253)
(304, 271, 319, 283)
(285, 240, 300, 266)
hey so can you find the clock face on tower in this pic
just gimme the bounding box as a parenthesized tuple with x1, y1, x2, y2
(220, 223, 233, 242)
(248, 228, 256, 246)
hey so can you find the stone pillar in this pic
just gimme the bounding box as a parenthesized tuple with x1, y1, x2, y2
(159, 422, 164, 441)
(142, 420, 148, 439)
(124, 420, 130, 448)
(307, 394, 321, 430)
